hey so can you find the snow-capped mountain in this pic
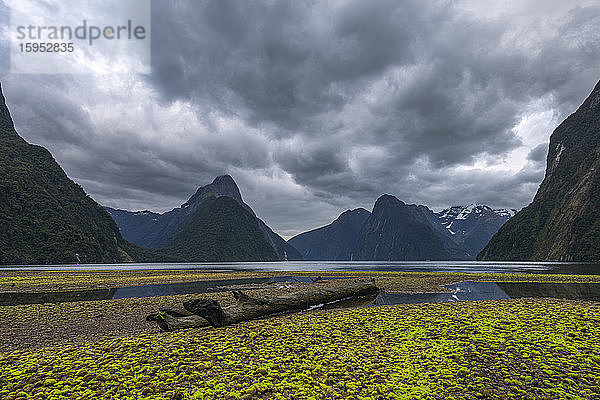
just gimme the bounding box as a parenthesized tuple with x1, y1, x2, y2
(288, 199, 511, 261)
(493, 208, 518, 218)
(436, 204, 516, 256)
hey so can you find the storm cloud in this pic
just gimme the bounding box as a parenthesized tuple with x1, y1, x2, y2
(2, 0, 600, 237)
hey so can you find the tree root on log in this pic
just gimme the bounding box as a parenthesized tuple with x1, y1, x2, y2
(147, 278, 378, 332)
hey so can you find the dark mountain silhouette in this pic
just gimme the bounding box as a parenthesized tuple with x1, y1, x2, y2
(159, 196, 279, 261)
(357, 195, 469, 260)
(0, 83, 160, 264)
(106, 175, 301, 261)
(288, 196, 515, 261)
(288, 208, 370, 260)
(479, 80, 600, 261)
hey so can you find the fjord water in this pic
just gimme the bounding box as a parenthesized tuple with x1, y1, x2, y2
(4, 278, 600, 306)
(2, 261, 599, 274)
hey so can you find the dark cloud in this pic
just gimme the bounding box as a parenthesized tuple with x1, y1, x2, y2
(2, 0, 600, 236)
(527, 143, 549, 163)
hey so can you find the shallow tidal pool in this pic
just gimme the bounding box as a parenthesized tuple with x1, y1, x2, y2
(1, 298, 599, 399)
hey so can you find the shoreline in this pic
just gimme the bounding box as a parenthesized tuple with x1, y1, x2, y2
(2, 269, 600, 293)
(2, 270, 600, 353)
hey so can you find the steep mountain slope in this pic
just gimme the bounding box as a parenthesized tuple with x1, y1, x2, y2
(288, 200, 513, 261)
(288, 208, 370, 260)
(160, 196, 278, 261)
(106, 175, 244, 249)
(437, 204, 516, 256)
(103, 208, 162, 249)
(357, 195, 469, 260)
(479, 80, 600, 261)
(0, 83, 156, 264)
(106, 175, 301, 261)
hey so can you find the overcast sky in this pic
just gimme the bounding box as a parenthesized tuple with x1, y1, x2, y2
(2, 0, 600, 238)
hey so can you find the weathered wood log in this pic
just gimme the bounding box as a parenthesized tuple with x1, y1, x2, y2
(157, 307, 194, 318)
(147, 312, 209, 331)
(148, 278, 378, 331)
(146, 307, 210, 331)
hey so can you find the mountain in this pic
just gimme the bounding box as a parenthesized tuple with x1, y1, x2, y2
(101, 208, 164, 249)
(0, 82, 159, 264)
(159, 196, 278, 261)
(106, 175, 244, 249)
(288, 198, 514, 261)
(437, 204, 516, 256)
(479, 80, 600, 261)
(288, 208, 370, 260)
(357, 195, 470, 260)
(106, 175, 301, 261)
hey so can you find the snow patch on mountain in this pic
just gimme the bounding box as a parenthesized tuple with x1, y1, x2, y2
(493, 208, 517, 218)
(435, 204, 517, 252)
(133, 211, 153, 216)
(454, 204, 491, 220)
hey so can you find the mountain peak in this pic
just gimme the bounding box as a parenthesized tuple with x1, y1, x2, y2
(437, 204, 510, 222)
(212, 174, 236, 186)
(0, 82, 15, 132)
(209, 174, 242, 201)
(185, 174, 243, 207)
(288, 207, 370, 261)
(338, 208, 369, 219)
(374, 194, 404, 208)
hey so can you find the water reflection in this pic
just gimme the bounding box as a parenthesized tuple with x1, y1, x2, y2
(371, 281, 600, 306)
(0, 276, 337, 306)
(2, 279, 599, 307)
(2, 261, 600, 274)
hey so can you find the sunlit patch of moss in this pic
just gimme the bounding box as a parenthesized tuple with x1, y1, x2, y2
(1, 298, 599, 399)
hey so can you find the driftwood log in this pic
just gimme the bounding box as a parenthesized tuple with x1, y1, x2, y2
(147, 278, 378, 331)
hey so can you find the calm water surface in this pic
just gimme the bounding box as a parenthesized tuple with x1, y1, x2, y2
(1, 261, 599, 274)
(4, 278, 600, 306)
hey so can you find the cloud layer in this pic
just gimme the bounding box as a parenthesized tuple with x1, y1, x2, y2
(2, 0, 600, 237)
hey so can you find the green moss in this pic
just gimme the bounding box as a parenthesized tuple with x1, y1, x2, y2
(1, 298, 599, 399)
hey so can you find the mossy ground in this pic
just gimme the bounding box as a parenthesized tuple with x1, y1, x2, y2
(1, 271, 599, 399)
